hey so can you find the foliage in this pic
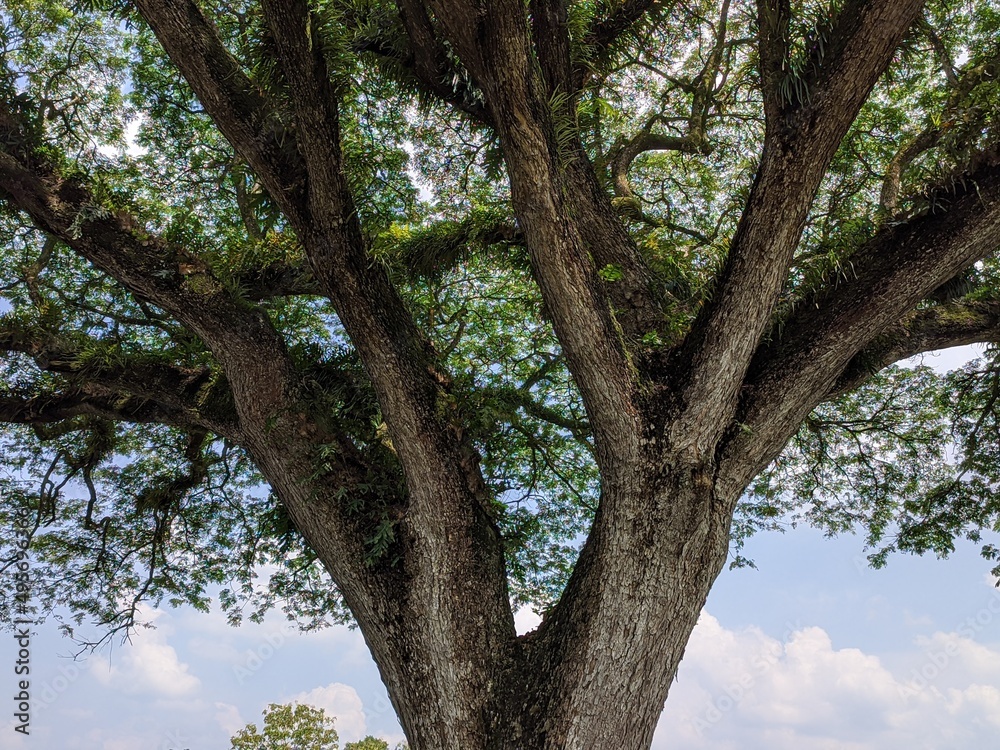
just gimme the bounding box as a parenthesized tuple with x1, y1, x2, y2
(742, 360, 1000, 575)
(345, 737, 407, 750)
(229, 703, 339, 750)
(227, 703, 404, 750)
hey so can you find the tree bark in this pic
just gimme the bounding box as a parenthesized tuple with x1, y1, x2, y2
(242, 430, 736, 750)
(511, 461, 735, 748)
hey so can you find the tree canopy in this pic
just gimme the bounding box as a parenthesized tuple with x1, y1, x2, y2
(227, 702, 404, 750)
(2, 0, 1000, 747)
(230, 703, 340, 750)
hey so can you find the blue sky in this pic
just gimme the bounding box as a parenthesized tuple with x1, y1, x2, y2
(3, 526, 999, 749)
(3, 348, 1000, 749)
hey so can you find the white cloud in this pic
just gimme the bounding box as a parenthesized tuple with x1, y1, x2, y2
(178, 604, 373, 673)
(287, 683, 368, 742)
(1, 720, 31, 749)
(214, 702, 246, 737)
(654, 611, 1000, 749)
(89, 609, 200, 698)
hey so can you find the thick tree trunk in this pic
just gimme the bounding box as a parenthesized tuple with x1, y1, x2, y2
(237, 418, 521, 750)
(507, 461, 735, 748)
(245, 409, 736, 749)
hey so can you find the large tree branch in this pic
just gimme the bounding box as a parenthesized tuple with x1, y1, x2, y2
(395, 0, 451, 91)
(0, 104, 372, 615)
(0, 326, 238, 436)
(719, 153, 1000, 494)
(132, 0, 311, 224)
(777, 0, 925, 127)
(756, 0, 792, 125)
(259, 0, 351, 232)
(611, 130, 709, 202)
(880, 128, 940, 215)
(256, 0, 501, 499)
(669, 0, 925, 455)
(530, 0, 574, 95)
(0, 144, 295, 428)
(426, 0, 648, 462)
(830, 300, 1000, 398)
(921, 18, 958, 86)
(0, 122, 423, 670)
(0, 386, 211, 433)
(369, 0, 492, 125)
(396, 0, 446, 85)
(352, 29, 492, 126)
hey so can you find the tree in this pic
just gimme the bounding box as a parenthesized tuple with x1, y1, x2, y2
(230, 703, 339, 750)
(1, 0, 1000, 747)
(344, 737, 399, 750)
(227, 703, 403, 750)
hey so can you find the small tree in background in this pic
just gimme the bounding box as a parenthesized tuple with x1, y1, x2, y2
(230, 703, 339, 750)
(343, 739, 386, 750)
(228, 703, 405, 750)
(345, 737, 408, 750)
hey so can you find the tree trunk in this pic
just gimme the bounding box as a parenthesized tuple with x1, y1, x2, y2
(244, 407, 736, 749)
(236, 414, 521, 750)
(507, 459, 735, 748)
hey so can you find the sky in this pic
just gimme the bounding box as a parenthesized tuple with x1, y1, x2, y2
(2, 349, 999, 750)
